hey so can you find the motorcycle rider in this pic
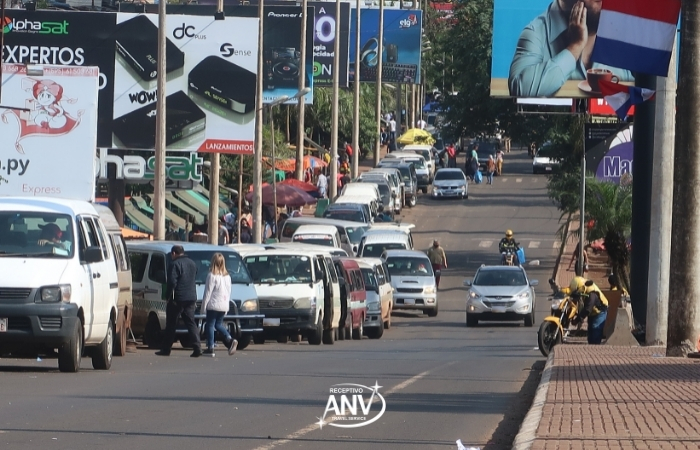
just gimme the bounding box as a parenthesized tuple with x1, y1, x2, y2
(498, 230, 520, 265)
(426, 239, 447, 289)
(549, 276, 609, 344)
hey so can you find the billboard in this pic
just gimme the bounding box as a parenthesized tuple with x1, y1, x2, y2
(349, 9, 422, 84)
(112, 13, 259, 153)
(2, 10, 261, 153)
(491, 0, 634, 98)
(585, 123, 632, 185)
(120, 3, 315, 105)
(203, 0, 350, 88)
(0, 64, 99, 201)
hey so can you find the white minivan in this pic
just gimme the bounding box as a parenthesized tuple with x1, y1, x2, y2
(238, 248, 340, 345)
(0, 197, 120, 372)
(382, 249, 438, 317)
(127, 242, 263, 350)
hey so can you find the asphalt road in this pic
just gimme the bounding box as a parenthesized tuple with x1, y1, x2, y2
(0, 148, 560, 450)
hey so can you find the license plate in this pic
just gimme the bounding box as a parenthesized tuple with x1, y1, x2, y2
(0, 318, 6, 332)
(404, 299, 415, 305)
(263, 318, 280, 327)
(491, 306, 507, 313)
(545, 166, 552, 171)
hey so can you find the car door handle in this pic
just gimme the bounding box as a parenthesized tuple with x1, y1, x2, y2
(143, 287, 159, 294)
(93, 272, 101, 279)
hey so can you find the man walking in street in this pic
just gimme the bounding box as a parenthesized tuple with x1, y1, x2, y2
(426, 239, 447, 289)
(156, 245, 202, 357)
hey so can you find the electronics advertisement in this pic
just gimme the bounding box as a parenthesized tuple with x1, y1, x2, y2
(349, 9, 422, 84)
(113, 13, 259, 154)
(1, 10, 116, 148)
(0, 63, 99, 201)
(491, 0, 634, 98)
(120, 3, 315, 105)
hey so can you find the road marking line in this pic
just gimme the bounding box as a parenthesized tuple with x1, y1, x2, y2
(250, 364, 454, 450)
(528, 241, 540, 249)
(501, 178, 508, 182)
(532, 178, 538, 182)
(479, 240, 493, 248)
(516, 178, 523, 183)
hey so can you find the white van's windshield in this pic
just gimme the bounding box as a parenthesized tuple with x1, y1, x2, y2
(0, 212, 74, 258)
(386, 257, 434, 277)
(183, 251, 252, 284)
(292, 234, 334, 247)
(244, 254, 313, 284)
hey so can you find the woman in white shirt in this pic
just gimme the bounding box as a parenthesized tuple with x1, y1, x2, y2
(201, 253, 237, 357)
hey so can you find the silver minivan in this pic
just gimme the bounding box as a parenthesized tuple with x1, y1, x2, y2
(382, 249, 438, 317)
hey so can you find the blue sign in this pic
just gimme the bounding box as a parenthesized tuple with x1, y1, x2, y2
(349, 9, 422, 84)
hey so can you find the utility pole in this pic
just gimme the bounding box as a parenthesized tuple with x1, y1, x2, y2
(351, 0, 361, 178)
(373, 0, 384, 167)
(295, 0, 308, 181)
(208, 0, 224, 244)
(410, 84, 416, 128)
(396, 83, 402, 133)
(647, 39, 677, 346)
(152, 0, 167, 240)
(668, 0, 700, 357)
(252, 0, 265, 243)
(329, 0, 341, 199)
(578, 114, 586, 276)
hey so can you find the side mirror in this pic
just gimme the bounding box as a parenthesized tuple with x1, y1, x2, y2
(338, 276, 346, 286)
(585, 280, 594, 287)
(530, 280, 539, 287)
(352, 245, 358, 253)
(340, 235, 349, 244)
(463, 279, 472, 287)
(83, 246, 103, 264)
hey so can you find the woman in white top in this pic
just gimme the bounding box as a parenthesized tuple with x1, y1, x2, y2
(201, 253, 237, 356)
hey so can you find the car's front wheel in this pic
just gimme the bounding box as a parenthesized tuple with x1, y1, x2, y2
(466, 313, 478, 327)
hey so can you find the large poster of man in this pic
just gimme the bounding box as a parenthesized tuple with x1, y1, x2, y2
(491, 0, 634, 98)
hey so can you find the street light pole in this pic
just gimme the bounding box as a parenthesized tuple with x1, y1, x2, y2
(374, 0, 385, 167)
(295, 0, 309, 181)
(253, 0, 265, 243)
(351, 0, 361, 178)
(152, 0, 167, 240)
(208, 0, 225, 244)
(329, 0, 341, 199)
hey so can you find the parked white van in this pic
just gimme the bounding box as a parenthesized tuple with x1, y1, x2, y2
(357, 232, 411, 258)
(382, 249, 438, 317)
(292, 224, 341, 249)
(127, 242, 262, 350)
(334, 194, 379, 219)
(0, 197, 119, 372)
(356, 258, 393, 338)
(239, 248, 340, 345)
(278, 217, 369, 255)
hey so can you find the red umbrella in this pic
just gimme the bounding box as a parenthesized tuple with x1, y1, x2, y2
(279, 178, 319, 193)
(245, 184, 318, 207)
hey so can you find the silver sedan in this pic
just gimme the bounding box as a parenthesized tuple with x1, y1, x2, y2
(431, 168, 468, 200)
(463, 266, 538, 327)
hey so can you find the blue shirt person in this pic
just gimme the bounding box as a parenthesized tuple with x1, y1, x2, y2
(508, 0, 633, 97)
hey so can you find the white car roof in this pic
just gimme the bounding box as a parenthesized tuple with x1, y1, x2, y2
(334, 195, 375, 205)
(129, 240, 242, 254)
(361, 233, 410, 244)
(386, 152, 427, 162)
(0, 197, 99, 216)
(355, 257, 385, 270)
(238, 248, 320, 258)
(370, 222, 415, 232)
(292, 224, 338, 236)
(383, 249, 430, 259)
(273, 242, 348, 256)
(401, 145, 433, 151)
(435, 168, 466, 176)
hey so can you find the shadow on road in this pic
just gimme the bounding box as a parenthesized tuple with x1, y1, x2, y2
(481, 360, 545, 450)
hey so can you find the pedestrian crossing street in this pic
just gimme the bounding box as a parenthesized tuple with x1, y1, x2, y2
(475, 238, 559, 249)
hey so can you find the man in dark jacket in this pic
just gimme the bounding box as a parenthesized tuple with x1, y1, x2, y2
(156, 245, 202, 357)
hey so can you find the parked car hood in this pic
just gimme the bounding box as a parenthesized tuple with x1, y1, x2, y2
(391, 275, 435, 289)
(470, 285, 530, 298)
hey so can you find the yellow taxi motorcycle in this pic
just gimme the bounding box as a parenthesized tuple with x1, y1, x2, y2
(537, 291, 582, 357)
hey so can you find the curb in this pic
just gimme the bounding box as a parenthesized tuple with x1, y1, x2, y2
(511, 350, 555, 450)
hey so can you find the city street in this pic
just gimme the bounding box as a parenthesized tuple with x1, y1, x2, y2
(0, 149, 561, 450)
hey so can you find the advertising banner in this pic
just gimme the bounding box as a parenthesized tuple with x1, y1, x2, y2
(112, 13, 259, 153)
(0, 63, 99, 201)
(349, 9, 422, 84)
(122, 4, 315, 105)
(200, 0, 350, 88)
(491, 0, 635, 98)
(1, 10, 116, 148)
(585, 123, 632, 185)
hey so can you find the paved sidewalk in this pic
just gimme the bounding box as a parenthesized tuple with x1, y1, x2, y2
(514, 346, 700, 450)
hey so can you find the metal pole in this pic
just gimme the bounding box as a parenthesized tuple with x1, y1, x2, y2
(395, 83, 402, 134)
(207, 0, 225, 244)
(373, 0, 385, 166)
(152, 0, 167, 240)
(410, 84, 415, 128)
(647, 38, 677, 346)
(295, 0, 308, 181)
(238, 156, 243, 243)
(329, 0, 341, 199)
(271, 109, 277, 228)
(253, 0, 265, 243)
(578, 115, 586, 276)
(668, 0, 700, 357)
(351, 0, 361, 178)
